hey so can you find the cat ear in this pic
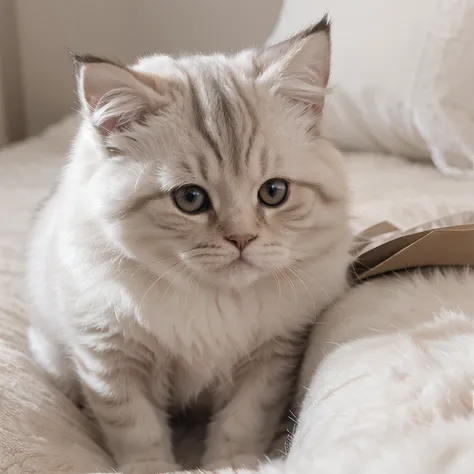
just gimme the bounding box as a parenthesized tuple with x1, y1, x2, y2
(258, 16, 331, 105)
(72, 54, 171, 137)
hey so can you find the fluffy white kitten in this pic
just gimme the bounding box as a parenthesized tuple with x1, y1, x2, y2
(27, 19, 351, 474)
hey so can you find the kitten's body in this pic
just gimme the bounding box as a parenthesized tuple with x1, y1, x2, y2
(27, 20, 351, 474)
(29, 175, 348, 403)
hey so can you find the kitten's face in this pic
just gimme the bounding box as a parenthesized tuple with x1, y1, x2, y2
(78, 21, 348, 287)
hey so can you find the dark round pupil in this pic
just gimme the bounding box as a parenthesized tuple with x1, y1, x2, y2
(267, 183, 278, 197)
(185, 191, 198, 203)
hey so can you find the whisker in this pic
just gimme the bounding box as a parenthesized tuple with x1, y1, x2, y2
(136, 260, 187, 316)
(146, 248, 202, 266)
(290, 265, 333, 306)
(161, 264, 191, 306)
(184, 268, 198, 309)
(277, 268, 297, 307)
(173, 269, 189, 305)
(272, 269, 282, 301)
(134, 165, 147, 190)
(117, 247, 203, 277)
(287, 266, 317, 312)
(187, 275, 204, 327)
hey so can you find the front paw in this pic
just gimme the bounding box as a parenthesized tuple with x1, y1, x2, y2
(119, 460, 182, 474)
(203, 454, 260, 471)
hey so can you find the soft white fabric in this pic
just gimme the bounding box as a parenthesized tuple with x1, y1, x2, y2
(2, 115, 474, 472)
(286, 274, 474, 474)
(268, 0, 474, 175)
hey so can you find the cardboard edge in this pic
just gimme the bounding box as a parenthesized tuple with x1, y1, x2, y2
(356, 232, 432, 280)
(356, 227, 474, 280)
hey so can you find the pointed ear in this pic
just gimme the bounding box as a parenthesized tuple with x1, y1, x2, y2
(258, 17, 331, 105)
(72, 54, 171, 137)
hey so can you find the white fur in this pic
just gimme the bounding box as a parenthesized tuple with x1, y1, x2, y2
(27, 22, 352, 474)
(288, 269, 474, 473)
(180, 270, 474, 474)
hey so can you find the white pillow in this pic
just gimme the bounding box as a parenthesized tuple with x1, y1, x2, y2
(268, 0, 474, 176)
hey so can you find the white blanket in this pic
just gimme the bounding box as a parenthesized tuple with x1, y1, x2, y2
(1, 116, 473, 473)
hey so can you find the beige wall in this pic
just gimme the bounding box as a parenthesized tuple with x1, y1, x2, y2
(0, 74, 7, 147)
(0, 0, 25, 145)
(15, 0, 282, 136)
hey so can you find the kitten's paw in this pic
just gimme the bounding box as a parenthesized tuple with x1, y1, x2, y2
(203, 454, 260, 471)
(119, 460, 182, 474)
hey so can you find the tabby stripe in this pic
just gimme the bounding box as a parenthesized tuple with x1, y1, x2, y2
(187, 74, 224, 164)
(228, 72, 259, 171)
(196, 152, 209, 181)
(210, 73, 240, 173)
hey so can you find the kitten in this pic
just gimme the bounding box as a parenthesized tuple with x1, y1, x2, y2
(26, 19, 351, 474)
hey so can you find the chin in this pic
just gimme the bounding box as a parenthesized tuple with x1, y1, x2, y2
(205, 260, 266, 288)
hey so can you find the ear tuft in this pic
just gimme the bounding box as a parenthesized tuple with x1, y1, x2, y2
(70, 52, 124, 71)
(298, 15, 331, 38)
(258, 16, 331, 105)
(72, 53, 169, 137)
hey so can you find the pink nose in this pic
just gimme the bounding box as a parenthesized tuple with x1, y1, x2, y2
(225, 234, 257, 251)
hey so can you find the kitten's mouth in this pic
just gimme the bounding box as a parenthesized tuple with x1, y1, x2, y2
(210, 255, 265, 286)
(228, 255, 255, 270)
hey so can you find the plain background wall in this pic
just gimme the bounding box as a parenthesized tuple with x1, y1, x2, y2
(15, 0, 282, 136)
(0, 0, 24, 145)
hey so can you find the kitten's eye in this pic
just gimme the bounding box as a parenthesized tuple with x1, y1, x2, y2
(258, 179, 289, 207)
(172, 185, 210, 214)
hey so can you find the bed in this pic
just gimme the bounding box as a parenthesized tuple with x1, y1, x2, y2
(4, 0, 474, 470)
(1, 113, 474, 473)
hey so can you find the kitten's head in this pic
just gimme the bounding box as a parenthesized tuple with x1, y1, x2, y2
(74, 18, 349, 287)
